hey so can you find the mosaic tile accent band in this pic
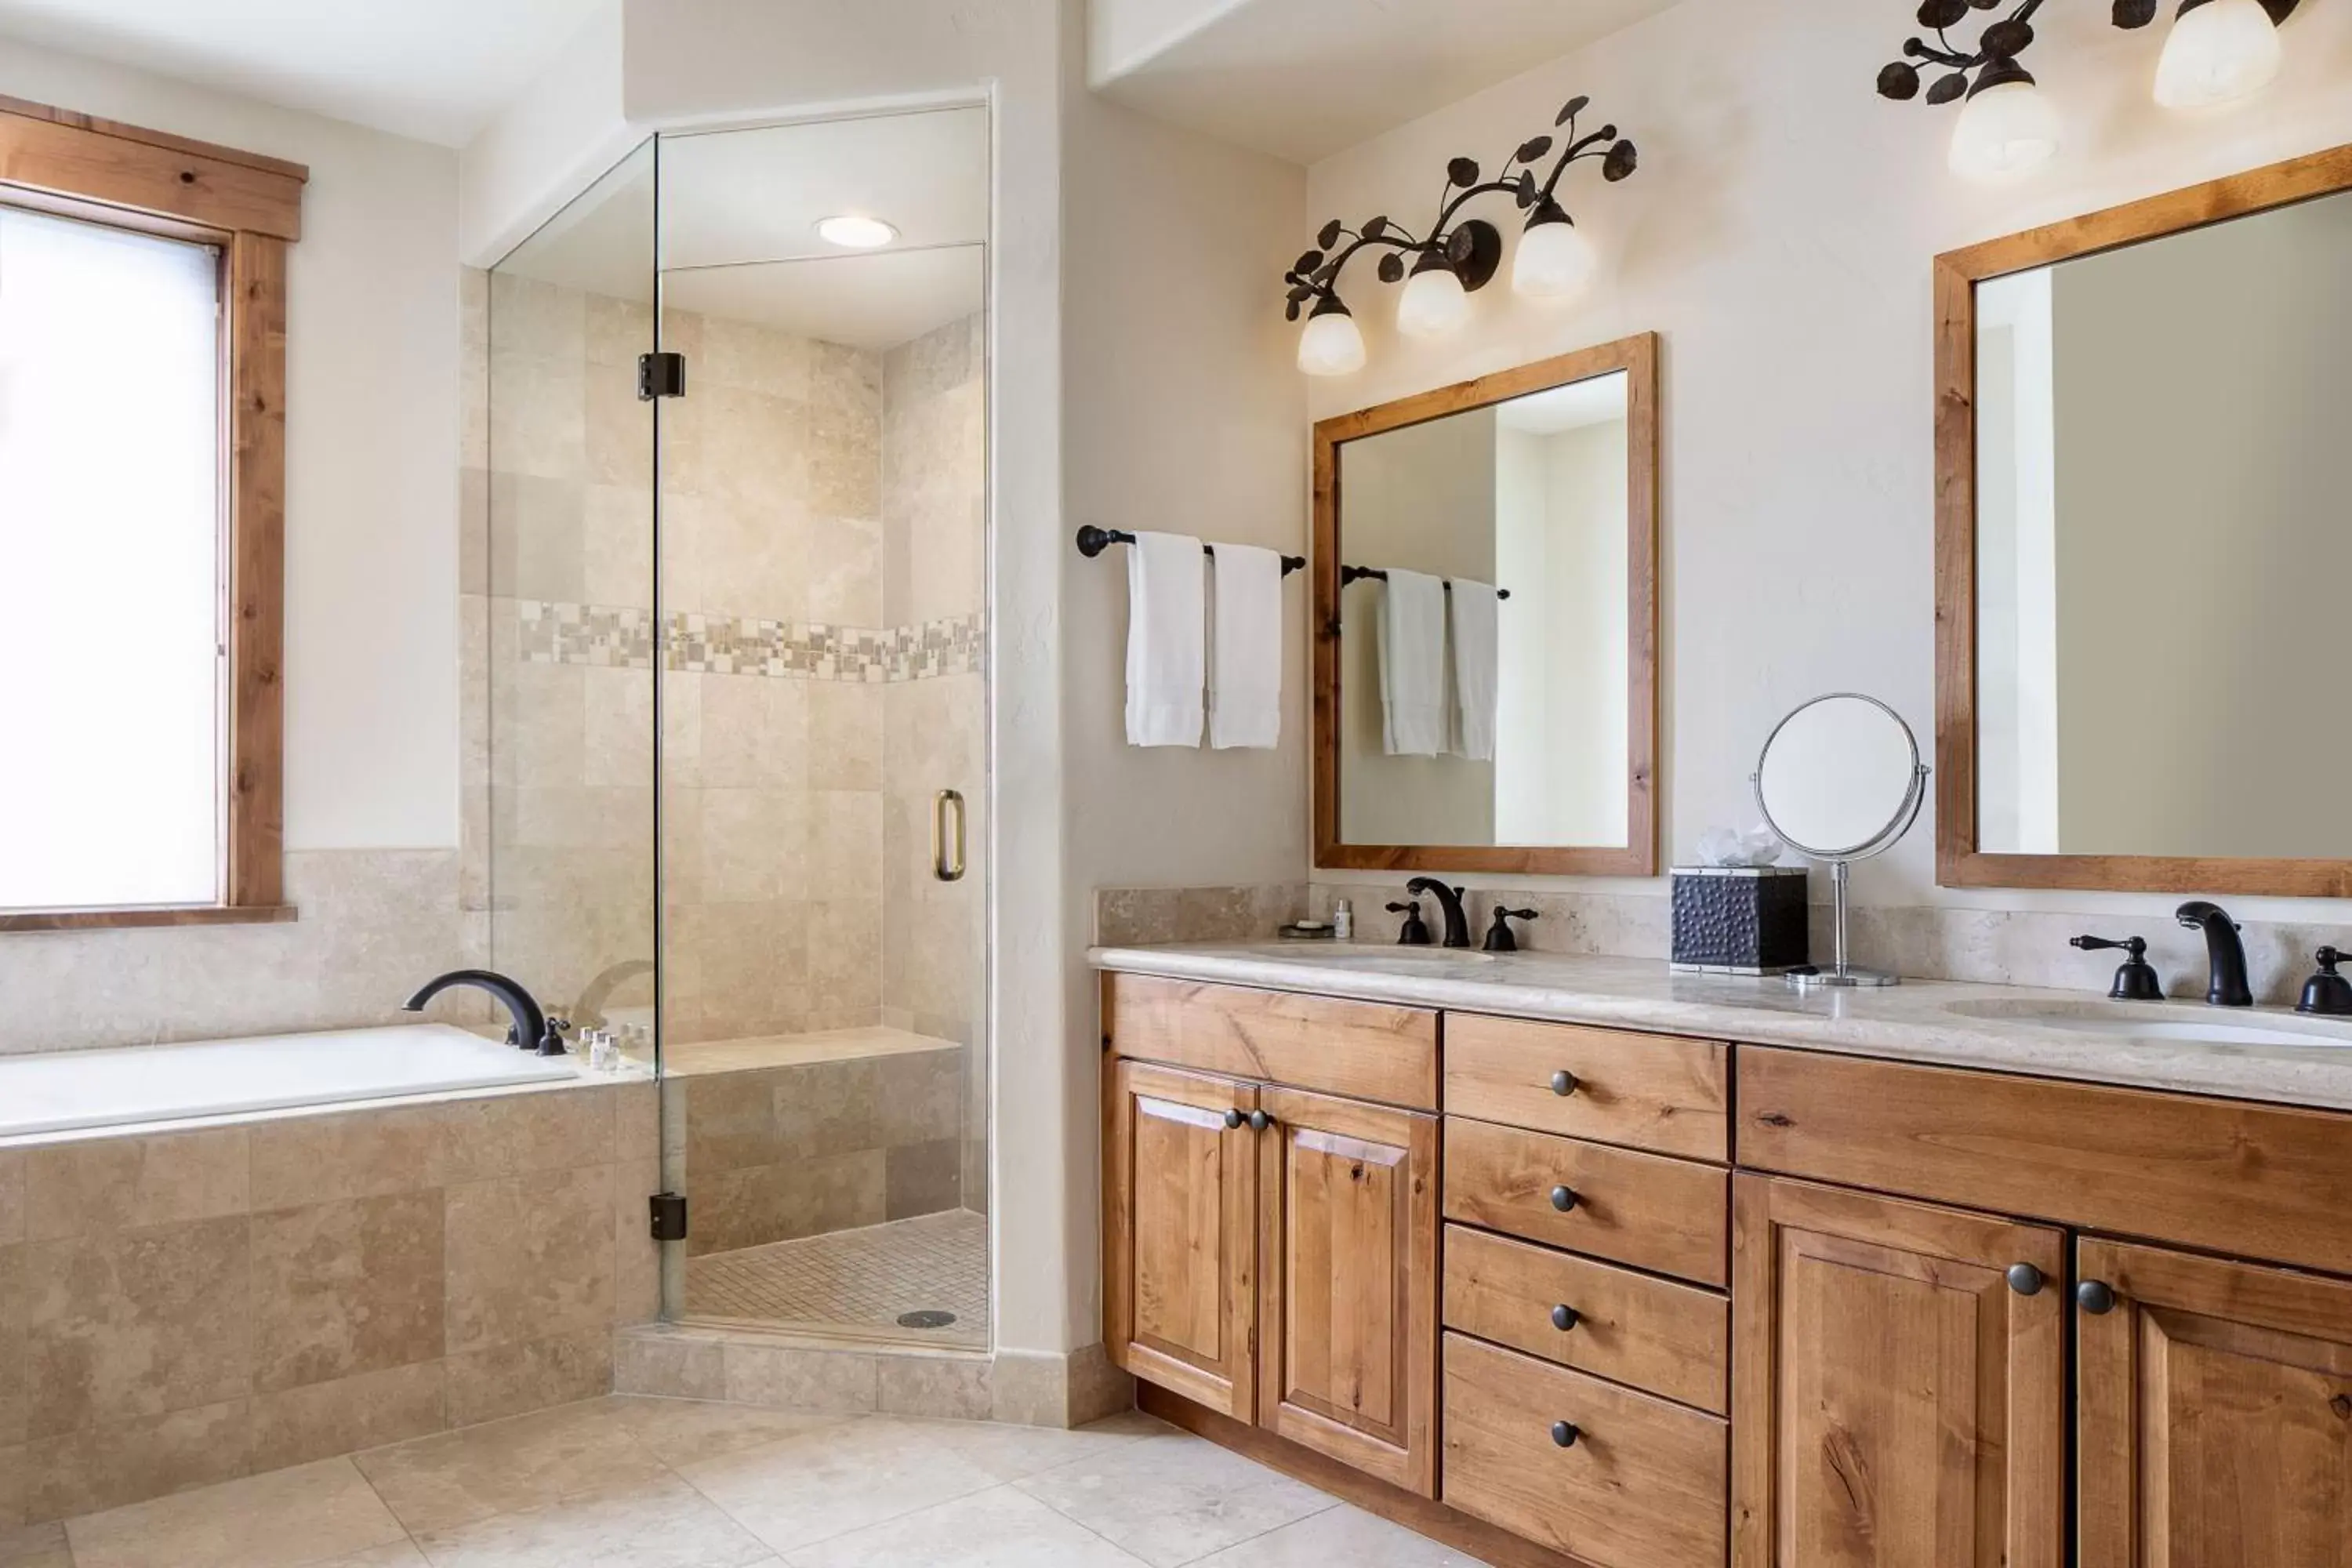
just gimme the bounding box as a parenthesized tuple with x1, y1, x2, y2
(517, 600, 985, 682)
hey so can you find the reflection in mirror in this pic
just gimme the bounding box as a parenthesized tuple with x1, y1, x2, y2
(1333, 371, 1631, 851)
(1973, 186, 2352, 862)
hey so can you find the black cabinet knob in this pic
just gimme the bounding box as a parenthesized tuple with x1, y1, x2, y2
(1550, 1420, 1581, 1449)
(1222, 1109, 1244, 1130)
(1248, 1109, 1273, 1133)
(1550, 1069, 1580, 1097)
(2078, 1279, 2117, 1315)
(2006, 1263, 2045, 1297)
(1549, 1185, 1580, 1213)
(1551, 1303, 1581, 1332)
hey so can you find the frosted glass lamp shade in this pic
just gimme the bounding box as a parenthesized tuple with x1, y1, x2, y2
(1947, 78, 2061, 182)
(2154, 0, 2283, 109)
(1512, 213, 1598, 299)
(1396, 262, 1471, 338)
(1297, 299, 1367, 376)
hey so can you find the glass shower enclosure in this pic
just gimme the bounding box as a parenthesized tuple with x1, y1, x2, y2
(477, 109, 991, 1350)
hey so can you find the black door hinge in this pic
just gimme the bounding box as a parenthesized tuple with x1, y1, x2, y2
(637, 351, 686, 401)
(648, 1192, 688, 1241)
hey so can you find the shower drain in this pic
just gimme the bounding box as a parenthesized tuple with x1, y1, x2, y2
(897, 1308, 959, 1329)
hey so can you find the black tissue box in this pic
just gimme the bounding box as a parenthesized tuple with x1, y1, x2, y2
(1671, 866, 1809, 975)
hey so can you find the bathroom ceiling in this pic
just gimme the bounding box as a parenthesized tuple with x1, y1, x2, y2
(1090, 0, 1686, 165)
(0, 0, 597, 145)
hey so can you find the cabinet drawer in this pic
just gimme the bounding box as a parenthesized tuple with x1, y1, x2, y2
(1443, 1225, 1726, 1414)
(1443, 1333, 1726, 1568)
(1104, 972, 1439, 1111)
(1444, 1118, 1730, 1287)
(1444, 1014, 1728, 1160)
(1738, 1046, 2352, 1277)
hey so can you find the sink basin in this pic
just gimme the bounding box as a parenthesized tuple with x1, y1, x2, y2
(1944, 998, 2352, 1049)
(1238, 944, 1498, 967)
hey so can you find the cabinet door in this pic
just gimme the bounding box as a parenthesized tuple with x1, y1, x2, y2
(1730, 1175, 2063, 1568)
(1104, 1058, 1260, 1419)
(1256, 1085, 1439, 1495)
(2078, 1237, 2352, 1567)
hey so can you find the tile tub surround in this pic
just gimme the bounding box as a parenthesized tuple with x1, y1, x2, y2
(0, 1078, 659, 1526)
(5, 1396, 1483, 1568)
(1091, 942, 2352, 1114)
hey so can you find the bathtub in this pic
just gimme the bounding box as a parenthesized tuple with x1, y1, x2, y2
(0, 1022, 582, 1139)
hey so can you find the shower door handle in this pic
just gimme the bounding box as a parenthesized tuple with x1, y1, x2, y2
(933, 789, 967, 883)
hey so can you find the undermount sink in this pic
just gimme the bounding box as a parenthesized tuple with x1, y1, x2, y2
(1944, 997, 2352, 1049)
(1242, 944, 1497, 967)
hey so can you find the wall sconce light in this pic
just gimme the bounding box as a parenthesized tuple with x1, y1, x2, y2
(1284, 95, 1638, 376)
(1878, 0, 2299, 181)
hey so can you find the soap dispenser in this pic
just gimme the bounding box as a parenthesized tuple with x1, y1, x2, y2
(2299, 946, 2352, 1016)
(2070, 935, 2163, 1001)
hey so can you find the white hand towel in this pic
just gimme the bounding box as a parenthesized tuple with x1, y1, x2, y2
(1124, 531, 1206, 748)
(1377, 568, 1449, 757)
(1450, 579, 1500, 761)
(1209, 543, 1283, 750)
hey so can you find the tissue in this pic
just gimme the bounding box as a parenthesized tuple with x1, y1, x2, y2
(1697, 824, 1784, 868)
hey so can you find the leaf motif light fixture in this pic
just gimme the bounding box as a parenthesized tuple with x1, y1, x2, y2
(1285, 94, 1639, 376)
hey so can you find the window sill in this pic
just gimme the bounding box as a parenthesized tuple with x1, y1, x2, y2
(0, 905, 299, 934)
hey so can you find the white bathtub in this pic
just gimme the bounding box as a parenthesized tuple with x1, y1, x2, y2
(0, 1023, 582, 1139)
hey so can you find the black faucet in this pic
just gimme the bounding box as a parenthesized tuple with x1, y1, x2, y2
(1405, 878, 1472, 949)
(2175, 902, 2252, 1007)
(404, 970, 568, 1054)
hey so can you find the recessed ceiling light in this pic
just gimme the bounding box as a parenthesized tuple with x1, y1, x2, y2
(815, 215, 898, 249)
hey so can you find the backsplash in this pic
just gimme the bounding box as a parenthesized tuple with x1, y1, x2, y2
(1097, 880, 2352, 1010)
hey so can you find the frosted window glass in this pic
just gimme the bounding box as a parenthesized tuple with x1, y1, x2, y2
(0, 207, 224, 910)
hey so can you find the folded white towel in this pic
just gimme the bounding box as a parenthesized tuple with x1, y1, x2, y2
(1124, 531, 1206, 748)
(1450, 579, 1500, 761)
(1209, 543, 1283, 750)
(1377, 568, 1449, 757)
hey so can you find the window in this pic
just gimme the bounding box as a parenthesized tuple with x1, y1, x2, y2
(0, 97, 304, 929)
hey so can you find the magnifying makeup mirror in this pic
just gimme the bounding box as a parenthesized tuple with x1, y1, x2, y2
(1751, 693, 1929, 990)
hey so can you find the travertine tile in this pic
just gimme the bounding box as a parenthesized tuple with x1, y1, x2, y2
(884, 1140, 962, 1219)
(615, 1080, 660, 1162)
(720, 1345, 877, 1414)
(248, 1361, 445, 1474)
(782, 1482, 1151, 1567)
(353, 1399, 661, 1535)
(772, 1060, 880, 1160)
(318, 1544, 430, 1567)
(413, 1473, 772, 1568)
(1014, 1432, 1330, 1568)
(0, 1521, 70, 1568)
(23, 1399, 249, 1522)
(0, 1445, 23, 1530)
(64, 1456, 404, 1568)
(246, 1105, 449, 1210)
(607, 1395, 848, 1468)
(910, 1410, 1163, 1484)
(0, 1247, 24, 1446)
(612, 1330, 725, 1402)
(443, 1166, 613, 1354)
(677, 1416, 993, 1554)
(875, 1356, 990, 1421)
(250, 1193, 444, 1392)
(1189, 1503, 1484, 1566)
(614, 1160, 662, 1327)
(441, 1327, 612, 1430)
(24, 1131, 249, 1243)
(0, 1157, 24, 1247)
(873, 1051, 961, 1146)
(24, 1218, 252, 1436)
(444, 1087, 616, 1182)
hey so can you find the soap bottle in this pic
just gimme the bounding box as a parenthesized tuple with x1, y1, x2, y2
(1334, 899, 1354, 942)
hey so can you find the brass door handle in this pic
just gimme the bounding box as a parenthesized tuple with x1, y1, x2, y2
(933, 789, 967, 883)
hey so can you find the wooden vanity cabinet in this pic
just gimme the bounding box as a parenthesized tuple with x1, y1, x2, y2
(1729, 1174, 2065, 1568)
(2076, 1237, 2352, 1567)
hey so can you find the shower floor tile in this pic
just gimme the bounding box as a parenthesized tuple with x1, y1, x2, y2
(684, 1209, 988, 1347)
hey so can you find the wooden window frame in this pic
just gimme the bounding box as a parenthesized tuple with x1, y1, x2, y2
(0, 96, 306, 932)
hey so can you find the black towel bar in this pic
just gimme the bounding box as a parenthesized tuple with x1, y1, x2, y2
(1075, 525, 1304, 575)
(1341, 564, 1511, 600)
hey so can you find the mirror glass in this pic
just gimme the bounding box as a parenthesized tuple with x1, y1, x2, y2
(1334, 369, 1631, 848)
(1973, 186, 2352, 860)
(1755, 695, 1921, 858)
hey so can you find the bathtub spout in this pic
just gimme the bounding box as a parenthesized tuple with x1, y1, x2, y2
(403, 971, 566, 1055)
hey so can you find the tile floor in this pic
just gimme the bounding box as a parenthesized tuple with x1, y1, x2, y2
(0, 1396, 1497, 1568)
(684, 1210, 989, 1348)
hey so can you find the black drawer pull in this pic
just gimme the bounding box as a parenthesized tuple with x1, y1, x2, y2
(2006, 1263, 2045, 1297)
(1550, 1069, 1580, 1097)
(1551, 1303, 1581, 1332)
(1550, 1420, 1581, 1448)
(1222, 1109, 1244, 1130)
(1549, 1185, 1580, 1212)
(2077, 1279, 2117, 1315)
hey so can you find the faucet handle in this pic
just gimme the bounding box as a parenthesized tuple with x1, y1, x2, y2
(2300, 948, 2352, 1016)
(1483, 906, 1541, 953)
(2071, 935, 2163, 1002)
(1385, 900, 1433, 947)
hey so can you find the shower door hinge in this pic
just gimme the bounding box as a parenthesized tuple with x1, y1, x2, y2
(648, 1192, 688, 1242)
(637, 351, 687, 401)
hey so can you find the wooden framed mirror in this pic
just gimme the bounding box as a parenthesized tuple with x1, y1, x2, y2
(1312, 334, 1660, 876)
(1936, 144, 2352, 896)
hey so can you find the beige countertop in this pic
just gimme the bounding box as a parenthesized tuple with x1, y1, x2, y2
(1089, 941, 2352, 1114)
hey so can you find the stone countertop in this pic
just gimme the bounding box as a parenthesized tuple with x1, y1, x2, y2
(1089, 942, 2352, 1114)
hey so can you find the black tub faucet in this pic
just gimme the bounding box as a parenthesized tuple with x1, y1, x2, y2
(2175, 902, 2252, 1007)
(1405, 878, 1472, 949)
(404, 970, 568, 1055)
